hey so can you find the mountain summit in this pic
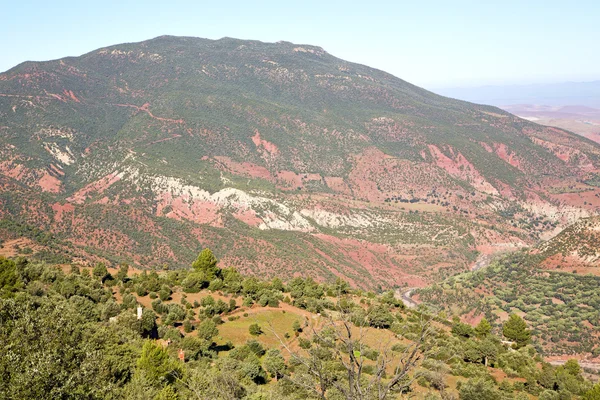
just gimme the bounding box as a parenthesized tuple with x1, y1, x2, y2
(1, 36, 599, 288)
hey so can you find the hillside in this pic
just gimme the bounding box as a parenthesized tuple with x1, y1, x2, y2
(416, 252, 600, 358)
(535, 216, 600, 272)
(1, 35, 600, 288)
(2, 252, 599, 399)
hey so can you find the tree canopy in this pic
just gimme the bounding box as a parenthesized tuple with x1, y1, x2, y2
(503, 314, 531, 348)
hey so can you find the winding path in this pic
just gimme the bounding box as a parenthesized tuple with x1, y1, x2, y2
(395, 287, 419, 309)
(396, 253, 496, 309)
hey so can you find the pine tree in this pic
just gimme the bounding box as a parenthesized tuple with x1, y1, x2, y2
(136, 341, 183, 386)
(502, 314, 531, 348)
(191, 248, 219, 281)
(475, 317, 492, 338)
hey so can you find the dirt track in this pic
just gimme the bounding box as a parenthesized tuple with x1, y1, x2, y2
(395, 287, 418, 309)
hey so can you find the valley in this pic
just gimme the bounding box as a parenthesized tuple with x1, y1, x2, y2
(1, 33, 600, 400)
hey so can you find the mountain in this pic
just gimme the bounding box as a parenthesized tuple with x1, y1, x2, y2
(1, 35, 600, 288)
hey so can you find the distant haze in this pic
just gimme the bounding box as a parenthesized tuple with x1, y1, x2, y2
(434, 81, 600, 108)
(434, 81, 600, 144)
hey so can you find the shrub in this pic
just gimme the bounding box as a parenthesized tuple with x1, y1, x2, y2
(249, 323, 263, 336)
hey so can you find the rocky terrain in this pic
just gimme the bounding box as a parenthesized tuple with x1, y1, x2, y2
(1, 35, 600, 288)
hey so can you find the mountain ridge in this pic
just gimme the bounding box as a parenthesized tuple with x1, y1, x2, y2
(1, 35, 599, 288)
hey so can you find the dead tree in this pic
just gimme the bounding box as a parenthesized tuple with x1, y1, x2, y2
(270, 298, 433, 400)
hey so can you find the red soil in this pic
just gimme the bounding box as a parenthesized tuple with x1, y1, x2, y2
(38, 173, 62, 193)
(540, 254, 600, 275)
(51, 202, 75, 223)
(252, 129, 279, 156)
(156, 193, 223, 227)
(324, 176, 352, 196)
(277, 170, 303, 188)
(427, 144, 497, 194)
(314, 233, 428, 288)
(67, 172, 121, 204)
(461, 309, 484, 326)
(213, 156, 274, 181)
(493, 143, 523, 170)
(63, 89, 81, 103)
(232, 208, 263, 227)
(0, 161, 27, 180)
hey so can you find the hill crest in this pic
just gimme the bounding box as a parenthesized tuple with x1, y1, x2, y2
(1, 35, 599, 287)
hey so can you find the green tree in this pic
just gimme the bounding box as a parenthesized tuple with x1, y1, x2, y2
(196, 319, 219, 342)
(155, 385, 178, 400)
(561, 359, 581, 377)
(475, 317, 492, 338)
(515, 393, 530, 400)
(0, 257, 22, 298)
(292, 320, 302, 333)
(367, 304, 394, 328)
(116, 263, 129, 282)
(539, 390, 560, 400)
(140, 309, 157, 337)
(136, 341, 183, 386)
(459, 378, 502, 400)
(239, 353, 268, 384)
(0, 295, 136, 398)
(179, 368, 246, 399)
(271, 277, 284, 292)
(502, 314, 531, 348)
(539, 363, 558, 389)
(221, 267, 243, 294)
(334, 277, 350, 294)
(101, 300, 121, 321)
(122, 293, 138, 310)
(192, 248, 219, 281)
(467, 337, 498, 367)
(452, 319, 475, 338)
(246, 339, 266, 356)
(249, 323, 263, 336)
(92, 263, 108, 281)
(263, 349, 286, 379)
(583, 383, 600, 400)
(163, 304, 186, 326)
(181, 271, 207, 293)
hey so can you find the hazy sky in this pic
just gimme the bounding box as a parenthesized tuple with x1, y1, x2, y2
(2, 0, 599, 89)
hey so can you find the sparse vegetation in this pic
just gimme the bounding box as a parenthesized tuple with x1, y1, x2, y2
(417, 252, 600, 356)
(1, 248, 597, 399)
